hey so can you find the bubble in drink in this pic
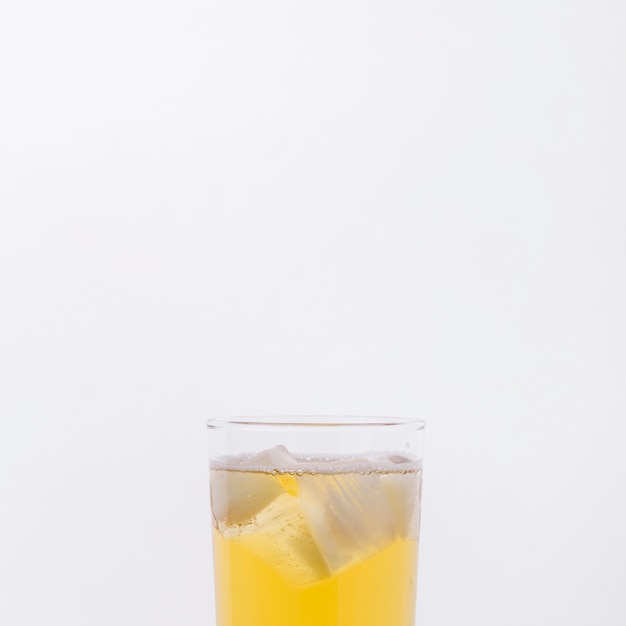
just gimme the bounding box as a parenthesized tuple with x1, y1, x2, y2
(210, 445, 422, 626)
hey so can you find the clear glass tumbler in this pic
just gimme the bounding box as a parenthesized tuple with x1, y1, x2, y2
(207, 416, 425, 626)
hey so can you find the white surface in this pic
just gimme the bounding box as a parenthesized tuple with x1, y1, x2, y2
(1, 0, 625, 624)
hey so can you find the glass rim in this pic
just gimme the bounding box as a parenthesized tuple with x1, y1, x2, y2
(206, 415, 426, 430)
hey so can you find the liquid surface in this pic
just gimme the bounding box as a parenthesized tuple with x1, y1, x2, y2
(210, 446, 422, 626)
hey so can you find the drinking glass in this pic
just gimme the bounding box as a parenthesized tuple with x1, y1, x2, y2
(207, 416, 425, 626)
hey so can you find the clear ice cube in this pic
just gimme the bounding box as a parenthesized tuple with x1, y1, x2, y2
(379, 469, 421, 538)
(297, 471, 396, 572)
(223, 492, 330, 585)
(210, 446, 297, 527)
(211, 469, 282, 528)
(252, 444, 298, 470)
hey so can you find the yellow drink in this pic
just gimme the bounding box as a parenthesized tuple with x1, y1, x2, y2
(210, 449, 422, 626)
(213, 528, 417, 626)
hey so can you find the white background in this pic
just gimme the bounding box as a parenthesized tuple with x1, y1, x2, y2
(1, 0, 625, 624)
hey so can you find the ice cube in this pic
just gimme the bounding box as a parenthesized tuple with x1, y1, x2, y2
(210, 445, 299, 528)
(223, 492, 330, 585)
(297, 471, 396, 572)
(211, 469, 282, 528)
(251, 444, 298, 470)
(380, 469, 421, 538)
